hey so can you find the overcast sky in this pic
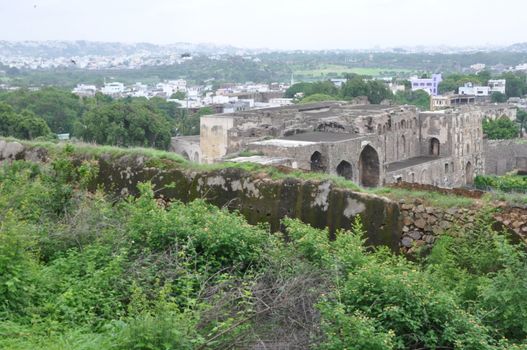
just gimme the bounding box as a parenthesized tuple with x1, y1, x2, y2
(1, 0, 526, 50)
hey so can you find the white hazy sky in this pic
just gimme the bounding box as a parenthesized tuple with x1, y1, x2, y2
(1, 0, 526, 50)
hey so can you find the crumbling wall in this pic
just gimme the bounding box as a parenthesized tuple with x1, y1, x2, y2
(484, 139, 527, 175)
(95, 155, 402, 250)
(200, 116, 234, 163)
(399, 199, 527, 253)
(169, 136, 201, 162)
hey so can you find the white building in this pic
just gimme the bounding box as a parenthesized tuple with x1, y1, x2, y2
(101, 82, 125, 95)
(488, 79, 506, 94)
(330, 78, 347, 88)
(388, 83, 405, 94)
(470, 63, 486, 72)
(212, 95, 235, 104)
(515, 63, 527, 71)
(268, 98, 294, 107)
(72, 84, 97, 97)
(458, 82, 490, 97)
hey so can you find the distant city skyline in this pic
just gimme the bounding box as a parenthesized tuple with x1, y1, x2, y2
(1, 0, 526, 50)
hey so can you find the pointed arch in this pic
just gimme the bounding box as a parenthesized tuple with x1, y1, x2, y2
(359, 145, 380, 187)
(336, 160, 353, 180)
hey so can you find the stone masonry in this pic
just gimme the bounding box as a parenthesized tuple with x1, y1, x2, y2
(175, 102, 517, 188)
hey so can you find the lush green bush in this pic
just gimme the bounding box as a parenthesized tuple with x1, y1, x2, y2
(475, 174, 527, 193)
(1, 157, 527, 349)
(0, 103, 52, 140)
(483, 118, 519, 140)
(299, 93, 339, 104)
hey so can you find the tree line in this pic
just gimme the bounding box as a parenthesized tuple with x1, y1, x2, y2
(285, 75, 431, 110)
(286, 71, 527, 117)
(0, 88, 212, 149)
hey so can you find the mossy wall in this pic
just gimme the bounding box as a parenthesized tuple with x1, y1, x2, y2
(0, 140, 402, 250)
(94, 155, 402, 250)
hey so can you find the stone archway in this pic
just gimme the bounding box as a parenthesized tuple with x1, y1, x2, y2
(310, 151, 326, 172)
(193, 152, 200, 163)
(430, 138, 440, 156)
(359, 145, 380, 187)
(336, 160, 353, 180)
(182, 151, 190, 160)
(465, 161, 474, 185)
(400, 135, 406, 158)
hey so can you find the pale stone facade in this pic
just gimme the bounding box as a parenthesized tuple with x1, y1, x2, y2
(171, 102, 517, 188)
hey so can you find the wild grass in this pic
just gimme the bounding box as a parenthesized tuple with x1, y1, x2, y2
(0, 137, 484, 208)
(368, 187, 476, 208)
(10, 138, 188, 164)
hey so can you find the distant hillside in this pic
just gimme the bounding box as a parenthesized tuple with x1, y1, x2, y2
(0, 40, 248, 58)
(506, 42, 527, 53)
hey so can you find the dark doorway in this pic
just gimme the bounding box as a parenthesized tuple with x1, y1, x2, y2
(336, 160, 353, 180)
(359, 145, 380, 187)
(310, 151, 326, 172)
(430, 138, 440, 156)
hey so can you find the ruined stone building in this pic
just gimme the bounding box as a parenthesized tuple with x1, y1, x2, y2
(171, 102, 517, 188)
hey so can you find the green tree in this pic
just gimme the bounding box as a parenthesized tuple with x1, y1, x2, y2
(0, 103, 51, 139)
(367, 80, 392, 104)
(13, 110, 52, 140)
(299, 93, 338, 104)
(170, 91, 186, 100)
(0, 87, 84, 133)
(284, 82, 312, 98)
(176, 107, 214, 136)
(438, 73, 488, 95)
(341, 76, 369, 99)
(341, 77, 392, 104)
(395, 90, 430, 110)
(490, 91, 507, 103)
(501, 72, 527, 98)
(74, 99, 172, 149)
(482, 117, 519, 139)
(285, 81, 338, 99)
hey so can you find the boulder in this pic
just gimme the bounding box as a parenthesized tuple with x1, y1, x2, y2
(401, 236, 413, 248)
(1, 142, 24, 160)
(407, 231, 422, 240)
(414, 218, 426, 229)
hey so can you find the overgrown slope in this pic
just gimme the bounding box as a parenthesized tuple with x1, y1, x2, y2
(1, 152, 527, 349)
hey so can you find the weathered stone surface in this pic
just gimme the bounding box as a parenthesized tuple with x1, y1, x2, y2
(401, 236, 414, 248)
(414, 218, 426, 229)
(407, 231, 422, 240)
(414, 240, 426, 247)
(0, 141, 24, 160)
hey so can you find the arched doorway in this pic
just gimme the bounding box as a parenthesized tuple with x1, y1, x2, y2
(310, 151, 326, 172)
(359, 145, 380, 187)
(400, 135, 406, 158)
(430, 138, 440, 156)
(421, 169, 428, 184)
(336, 160, 353, 180)
(193, 152, 200, 163)
(182, 151, 190, 160)
(465, 162, 474, 185)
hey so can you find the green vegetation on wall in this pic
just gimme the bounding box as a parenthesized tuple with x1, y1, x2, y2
(475, 174, 527, 193)
(1, 154, 527, 349)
